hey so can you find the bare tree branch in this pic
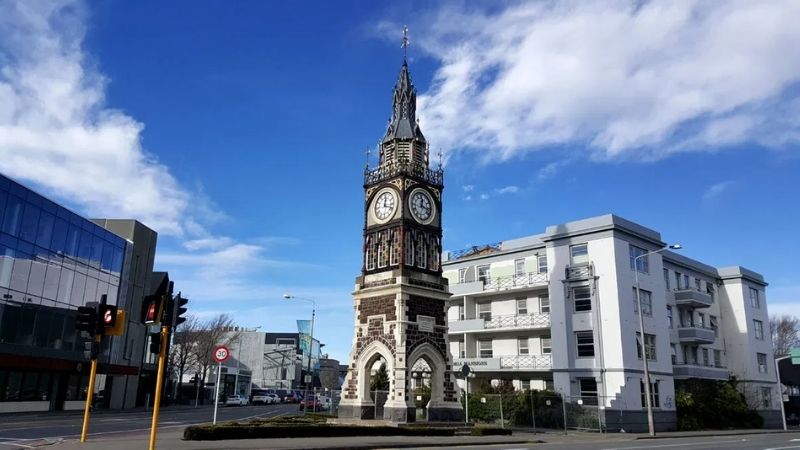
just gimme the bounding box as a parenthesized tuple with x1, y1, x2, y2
(770, 314, 800, 357)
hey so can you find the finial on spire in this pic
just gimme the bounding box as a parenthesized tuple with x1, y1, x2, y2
(365, 147, 371, 168)
(401, 25, 410, 62)
(437, 148, 443, 169)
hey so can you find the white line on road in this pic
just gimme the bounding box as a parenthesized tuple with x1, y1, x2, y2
(602, 439, 745, 450)
(764, 446, 800, 450)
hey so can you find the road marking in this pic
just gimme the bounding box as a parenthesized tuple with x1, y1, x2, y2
(603, 439, 744, 450)
(764, 446, 800, 450)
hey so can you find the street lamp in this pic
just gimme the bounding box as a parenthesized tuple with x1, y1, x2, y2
(634, 243, 681, 437)
(283, 294, 316, 412)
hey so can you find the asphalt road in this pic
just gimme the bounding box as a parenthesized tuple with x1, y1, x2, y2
(0, 402, 299, 449)
(402, 432, 800, 450)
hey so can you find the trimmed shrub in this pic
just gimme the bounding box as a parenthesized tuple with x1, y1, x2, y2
(470, 427, 512, 436)
(183, 424, 456, 441)
(675, 379, 765, 430)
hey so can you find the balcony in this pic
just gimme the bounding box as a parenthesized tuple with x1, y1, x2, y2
(449, 313, 550, 333)
(677, 326, 716, 344)
(450, 272, 548, 296)
(565, 264, 593, 281)
(364, 161, 443, 187)
(672, 364, 729, 380)
(673, 288, 713, 308)
(500, 354, 553, 370)
(453, 354, 552, 372)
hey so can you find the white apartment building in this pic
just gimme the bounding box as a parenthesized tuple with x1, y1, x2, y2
(442, 214, 781, 431)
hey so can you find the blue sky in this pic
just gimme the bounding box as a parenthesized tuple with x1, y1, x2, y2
(1, 1, 799, 362)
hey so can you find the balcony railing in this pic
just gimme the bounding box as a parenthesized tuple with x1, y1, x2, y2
(500, 354, 553, 370)
(677, 326, 716, 343)
(483, 272, 548, 291)
(673, 288, 713, 308)
(364, 161, 444, 187)
(672, 363, 729, 380)
(485, 313, 550, 330)
(565, 264, 593, 280)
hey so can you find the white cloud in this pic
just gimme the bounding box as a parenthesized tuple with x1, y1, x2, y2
(479, 193, 489, 200)
(464, 195, 472, 201)
(495, 185, 519, 195)
(413, 1, 800, 161)
(0, 1, 203, 236)
(462, 184, 474, 192)
(702, 181, 735, 201)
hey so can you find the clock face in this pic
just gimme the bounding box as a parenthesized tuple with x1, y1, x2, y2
(410, 190, 433, 223)
(374, 191, 396, 221)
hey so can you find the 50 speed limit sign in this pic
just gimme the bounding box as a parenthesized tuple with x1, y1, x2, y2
(212, 345, 230, 363)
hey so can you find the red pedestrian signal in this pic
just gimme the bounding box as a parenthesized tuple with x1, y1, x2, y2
(142, 294, 164, 325)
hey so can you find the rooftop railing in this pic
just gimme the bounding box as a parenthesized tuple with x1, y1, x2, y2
(364, 161, 443, 187)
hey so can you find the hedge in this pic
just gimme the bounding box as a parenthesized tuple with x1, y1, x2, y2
(470, 427, 512, 436)
(184, 424, 456, 441)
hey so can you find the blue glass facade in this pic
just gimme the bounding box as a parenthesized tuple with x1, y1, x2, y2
(0, 174, 131, 410)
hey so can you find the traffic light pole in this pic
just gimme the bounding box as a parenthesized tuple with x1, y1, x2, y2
(80, 334, 101, 442)
(148, 325, 169, 450)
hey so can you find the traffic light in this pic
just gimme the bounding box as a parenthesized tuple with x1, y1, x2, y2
(148, 332, 162, 355)
(142, 294, 164, 325)
(97, 304, 118, 334)
(76, 303, 98, 335)
(171, 292, 189, 327)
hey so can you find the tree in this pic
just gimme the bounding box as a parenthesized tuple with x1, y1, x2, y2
(770, 314, 800, 357)
(191, 314, 239, 403)
(371, 362, 390, 391)
(169, 314, 199, 402)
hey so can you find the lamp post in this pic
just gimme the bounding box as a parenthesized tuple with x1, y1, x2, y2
(634, 243, 682, 437)
(283, 294, 316, 413)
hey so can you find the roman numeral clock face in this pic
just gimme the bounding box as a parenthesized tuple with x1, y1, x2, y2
(409, 189, 435, 224)
(373, 191, 396, 222)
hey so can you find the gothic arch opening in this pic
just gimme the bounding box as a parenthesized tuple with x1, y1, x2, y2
(407, 343, 447, 421)
(355, 340, 394, 420)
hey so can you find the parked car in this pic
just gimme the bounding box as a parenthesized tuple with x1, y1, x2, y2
(274, 389, 289, 402)
(299, 395, 325, 411)
(251, 392, 270, 405)
(265, 393, 281, 404)
(225, 394, 248, 406)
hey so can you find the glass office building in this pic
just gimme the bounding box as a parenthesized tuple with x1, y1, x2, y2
(0, 173, 155, 413)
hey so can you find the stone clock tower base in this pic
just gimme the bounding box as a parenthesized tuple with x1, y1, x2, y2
(337, 269, 464, 423)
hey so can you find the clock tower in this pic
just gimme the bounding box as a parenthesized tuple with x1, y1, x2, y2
(337, 49, 464, 423)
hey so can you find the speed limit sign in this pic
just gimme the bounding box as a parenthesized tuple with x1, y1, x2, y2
(212, 345, 230, 363)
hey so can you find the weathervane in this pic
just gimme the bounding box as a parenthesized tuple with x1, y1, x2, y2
(401, 25, 410, 62)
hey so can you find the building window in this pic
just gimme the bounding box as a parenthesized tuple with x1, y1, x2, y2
(457, 304, 465, 321)
(664, 268, 670, 290)
(539, 296, 550, 314)
(636, 332, 657, 361)
(541, 336, 552, 354)
(640, 380, 661, 408)
(695, 278, 702, 291)
(753, 319, 764, 340)
(714, 350, 722, 367)
(629, 245, 649, 273)
(477, 303, 491, 321)
(516, 298, 528, 315)
(757, 353, 768, 373)
(518, 338, 529, 355)
(702, 348, 709, 366)
(667, 306, 673, 329)
(520, 379, 531, 391)
(633, 288, 653, 317)
(674, 271, 681, 289)
(579, 378, 598, 405)
(683, 274, 689, 290)
(573, 286, 592, 312)
(570, 244, 589, 265)
(683, 345, 697, 365)
(478, 340, 493, 358)
(710, 315, 718, 336)
(458, 341, 465, 358)
(545, 380, 555, 391)
(761, 387, 772, 408)
(515, 259, 525, 277)
(477, 265, 490, 283)
(576, 331, 595, 357)
(749, 288, 760, 308)
(671, 344, 677, 364)
(458, 268, 467, 284)
(538, 254, 548, 274)
(698, 313, 705, 328)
